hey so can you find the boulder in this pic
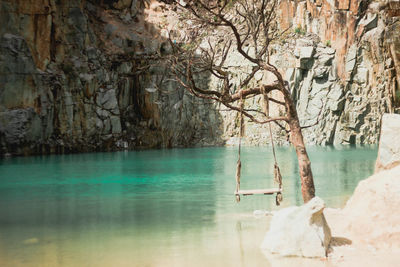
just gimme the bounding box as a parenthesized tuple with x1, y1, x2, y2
(260, 196, 331, 258)
(297, 46, 315, 69)
(340, 165, 400, 247)
(299, 46, 314, 59)
(375, 113, 400, 172)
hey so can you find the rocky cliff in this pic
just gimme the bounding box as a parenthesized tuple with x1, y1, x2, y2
(0, 0, 399, 155)
(221, 0, 400, 146)
(0, 0, 222, 155)
(274, 0, 400, 145)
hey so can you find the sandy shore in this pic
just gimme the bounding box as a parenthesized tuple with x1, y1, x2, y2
(263, 165, 400, 266)
(324, 165, 400, 266)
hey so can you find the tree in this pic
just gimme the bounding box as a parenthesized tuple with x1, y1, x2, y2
(164, 0, 316, 203)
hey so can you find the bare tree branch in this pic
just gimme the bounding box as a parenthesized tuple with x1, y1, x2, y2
(163, 0, 316, 202)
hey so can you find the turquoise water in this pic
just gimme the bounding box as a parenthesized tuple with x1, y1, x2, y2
(0, 146, 377, 267)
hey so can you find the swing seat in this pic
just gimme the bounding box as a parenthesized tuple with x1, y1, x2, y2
(235, 188, 282, 196)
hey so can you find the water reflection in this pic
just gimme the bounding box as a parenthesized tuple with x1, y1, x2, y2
(0, 146, 377, 266)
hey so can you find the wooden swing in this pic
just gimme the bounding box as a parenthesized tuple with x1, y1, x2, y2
(234, 91, 283, 205)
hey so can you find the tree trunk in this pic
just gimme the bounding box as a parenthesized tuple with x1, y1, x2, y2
(288, 111, 316, 203)
(277, 82, 316, 203)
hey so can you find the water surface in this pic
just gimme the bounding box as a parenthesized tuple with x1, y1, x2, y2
(0, 146, 377, 266)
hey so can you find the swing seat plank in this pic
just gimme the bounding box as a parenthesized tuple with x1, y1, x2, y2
(235, 188, 282, 196)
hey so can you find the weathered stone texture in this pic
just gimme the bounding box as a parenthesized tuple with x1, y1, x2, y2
(0, 0, 222, 155)
(229, 0, 399, 146)
(375, 113, 400, 172)
(341, 164, 400, 246)
(261, 196, 332, 258)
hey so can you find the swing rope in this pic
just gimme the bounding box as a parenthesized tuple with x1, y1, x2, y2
(234, 89, 283, 205)
(235, 92, 244, 202)
(262, 88, 283, 205)
(269, 122, 283, 205)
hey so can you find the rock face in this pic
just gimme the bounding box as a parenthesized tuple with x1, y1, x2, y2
(0, 0, 222, 155)
(375, 113, 400, 172)
(260, 196, 332, 258)
(194, 0, 400, 147)
(228, 0, 400, 146)
(0, 0, 399, 155)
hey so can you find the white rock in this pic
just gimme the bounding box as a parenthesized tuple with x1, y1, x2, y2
(328, 84, 344, 111)
(295, 47, 315, 69)
(318, 54, 334, 66)
(375, 113, 400, 172)
(312, 66, 329, 78)
(316, 46, 336, 55)
(260, 196, 331, 258)
(341, 165, 400, 246)
(345, 44, 358, 73)
(285, 68, 295, 82)
(299, 46, 314, 59)
(346, 44, 358, 62)
(296, 38, 314, 47)
(354, 67, 369, 84)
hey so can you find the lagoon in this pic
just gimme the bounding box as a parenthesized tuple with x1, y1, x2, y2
(0, 146, 377, 266)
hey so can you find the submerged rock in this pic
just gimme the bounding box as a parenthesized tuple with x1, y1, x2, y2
(23, 238, 39, 245)
(253, 210, 274, 217)
(260, 196, 331, 258)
